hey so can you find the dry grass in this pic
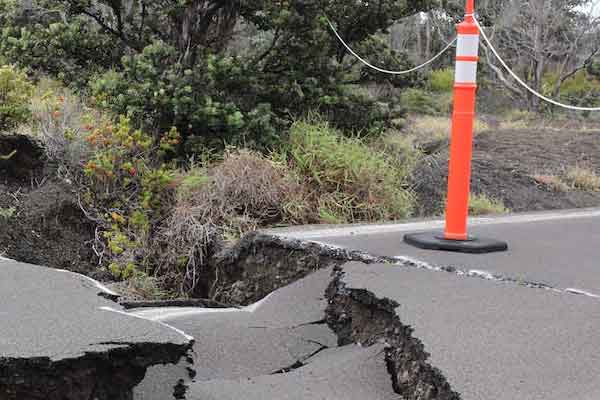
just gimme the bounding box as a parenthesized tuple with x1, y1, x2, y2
(29, 78, 93, 169)
(209, 149, 311, 227)
(154, 150, 312, 295)
(498, 110, 538, 130)
(154, 204, 220, 295)
(380, 133, 421, 168)
(564, 166, 600, 191)
(404, 115, 490, 143)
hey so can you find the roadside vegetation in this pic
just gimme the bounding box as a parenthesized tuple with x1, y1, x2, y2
(1, 0, 600, 299)
(469, 193, 509, 216)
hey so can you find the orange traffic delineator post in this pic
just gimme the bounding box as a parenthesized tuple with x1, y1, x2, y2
(404, 0, 508, 253)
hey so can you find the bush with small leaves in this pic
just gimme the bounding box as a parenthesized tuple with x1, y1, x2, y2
(82, 116, 180, 280)
(0, 65, 34, 131)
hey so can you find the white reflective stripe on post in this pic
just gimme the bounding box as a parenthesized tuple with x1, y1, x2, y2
(456, 34, 480, 57)
(455, 61, 478, 83)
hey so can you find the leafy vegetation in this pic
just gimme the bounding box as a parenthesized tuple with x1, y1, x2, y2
(429, 68, 454, 93)
(280, 119, 415, 223)
(469, 193, 509, 216)
(0, 207, 16, 219)
(4, 0, 600, 300)
(0, 65, 34, 131)
(0, 0, 433, 153)
(81, 116, 178, 279)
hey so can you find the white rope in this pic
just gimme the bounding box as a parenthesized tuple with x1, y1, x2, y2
(327, 19, 457, 75)
(474, 17, 600, 112)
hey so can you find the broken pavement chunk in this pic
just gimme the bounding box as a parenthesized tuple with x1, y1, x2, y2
(0, 260, 192, 400)
(327, 262, 600, 400)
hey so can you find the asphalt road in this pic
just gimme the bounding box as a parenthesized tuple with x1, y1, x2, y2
(0, 258, 192, 399)
(0, 259, 190, 361)
(340, 262, 600, 400)
(133, 268, 338, 399)
(281, 208, 600, 297)
(4, 208, 600, 400)
(134, 209, 600, 399)
(188, 344, 398, 400)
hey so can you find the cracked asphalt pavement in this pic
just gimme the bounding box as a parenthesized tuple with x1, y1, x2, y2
(133, 268, 338, 399)
(3, 208, 600, 399)
(280, 208, 600, 297)
(0, 260, 192, 399)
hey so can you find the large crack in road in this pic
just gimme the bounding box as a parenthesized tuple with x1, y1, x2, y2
(325, 267, 460, 400)
(4, 231, 600, 400)
(156, 233, 600, 400)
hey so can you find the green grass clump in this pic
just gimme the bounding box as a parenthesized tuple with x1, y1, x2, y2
(0, 207, 16, 219)
(400, 88, 439, 115)
(469, 193, 509, 216)
(429, 68, 454, 93)
(282, 119, 415, 223)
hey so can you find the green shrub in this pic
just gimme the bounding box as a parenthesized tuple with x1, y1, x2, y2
(82, 116, 179, 279)
(0, 65, 34, 131)
(542, 71, 600, 109)
(400, 88, 439, 115)
(90, 45, 283, 153)
(282, 119, 414, 223)
(319, 89, 391, 137)
(429, 68, 454, 93)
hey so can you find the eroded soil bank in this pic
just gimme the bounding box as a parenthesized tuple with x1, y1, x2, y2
(0, 134, 99, 277)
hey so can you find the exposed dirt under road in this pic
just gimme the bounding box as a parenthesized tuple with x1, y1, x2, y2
(0, 134, 99, 277)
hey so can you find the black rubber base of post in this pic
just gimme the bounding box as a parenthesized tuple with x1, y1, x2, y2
(403, 232, 508, 254)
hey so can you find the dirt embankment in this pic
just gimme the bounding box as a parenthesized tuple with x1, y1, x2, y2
(0, 134, 99, 276)
(413, 128, 600, 216)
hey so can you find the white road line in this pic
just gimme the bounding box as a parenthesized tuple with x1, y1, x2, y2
(130, 307, 241, 320)
(100, 306, 195, 342)
(128, 292, 275, 321)
(55, 268, 119, 297)
(565, 288, 600, 299)
(274, 209, 600, 240)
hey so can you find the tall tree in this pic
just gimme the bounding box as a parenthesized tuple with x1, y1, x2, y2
(478, 0, 600, 110)
(1, 0, 434, 150)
